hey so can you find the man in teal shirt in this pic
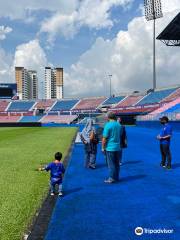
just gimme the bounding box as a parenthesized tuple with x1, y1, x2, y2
(102, 112, 121, 183)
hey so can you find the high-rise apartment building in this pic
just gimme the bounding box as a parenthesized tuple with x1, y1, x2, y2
(28, 70, 38, 99)
(55, 68, 64, 99)
(15, 67, 24, 100)
(44, 67, 63, 99)
(15, 67, 38, 100)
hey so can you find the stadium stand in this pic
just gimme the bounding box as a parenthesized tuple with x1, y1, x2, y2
(0, 116, 21, 122)
(0, 101, 9, 111)
(112, 106, 158, 115)
(0, 85, 179, 122)
(74, 97, 106, 110)
(161, 87, 180, 102)
(163, 103, 180, 114)
(136, 87, 178, 105)
(102, 96, 125, 106)
(51, 99, 79, 111)
(41, 115, 78, 124)
(115, 95, 144, 108)
(20, 116, 43, 122)
(149, 98, 180, 115)
(7, 101, 35, 112)
(34, 100, 55, 111)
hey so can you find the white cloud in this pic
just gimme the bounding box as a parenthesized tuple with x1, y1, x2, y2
(14, 39, 48, 69)
(0, 0, 79, 19)
(77, 0, 132, 29)
(40, 12, 79, 42)
(0, 26, 12, 40)
(40, 0, 133, 42)
(64, 3, 180, 97)
(0, 48, 13, 83)
(0, 39, 50, 98)
(162, 0, 180, 13)
(13, 39, 50, 98)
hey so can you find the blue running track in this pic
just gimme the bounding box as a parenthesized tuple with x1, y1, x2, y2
(45, 127, 180, 240)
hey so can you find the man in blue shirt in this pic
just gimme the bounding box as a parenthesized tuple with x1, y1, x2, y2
(102, 112, 121, 183)
(157, 116, 173, 169)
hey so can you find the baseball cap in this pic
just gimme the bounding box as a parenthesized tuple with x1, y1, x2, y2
(159, 116, 169, 122)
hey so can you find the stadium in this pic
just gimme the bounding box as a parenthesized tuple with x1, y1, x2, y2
(0, 1, 180, 240)
(0, 84, 180, 240)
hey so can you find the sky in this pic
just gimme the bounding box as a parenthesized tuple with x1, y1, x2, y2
(0, 0, 180, 98)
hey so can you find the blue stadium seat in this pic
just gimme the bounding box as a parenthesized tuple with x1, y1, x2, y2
(137, 88, 178, 105)
(51, 100, 79, 111)
(102, 96, 125, 106)
(8, 101, 35, 112)
(163, 103, 180, 114)
(20, 116, 43, 122)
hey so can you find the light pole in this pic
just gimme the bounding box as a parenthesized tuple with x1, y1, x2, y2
(108, 74, 112, 97)
(144, 0, 163, 90)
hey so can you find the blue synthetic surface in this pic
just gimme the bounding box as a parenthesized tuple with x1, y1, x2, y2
(45, 126, 180, 240)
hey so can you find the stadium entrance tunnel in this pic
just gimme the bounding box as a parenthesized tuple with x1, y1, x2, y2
(116, 114, 136, 125)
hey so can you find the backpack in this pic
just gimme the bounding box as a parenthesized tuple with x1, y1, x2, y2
(90, 130, 99, 145)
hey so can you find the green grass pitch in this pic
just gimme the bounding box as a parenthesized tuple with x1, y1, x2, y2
(0, 127, 77, 240)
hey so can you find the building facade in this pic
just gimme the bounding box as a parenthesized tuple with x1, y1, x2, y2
(44, 67, 63, 99)
(15, 67, 38, 100)
(28, 70, 38, 99)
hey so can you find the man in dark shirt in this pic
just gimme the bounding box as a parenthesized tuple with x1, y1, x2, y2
(157, 116, 173, 169)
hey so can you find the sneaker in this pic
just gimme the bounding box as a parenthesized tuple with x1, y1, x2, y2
(58, 192, 63, 196)
(160, 163, 166, 168)
(89, 165, 96, 169)
(166, 166, 172, 170)
(104, 178, 115, 184)
(50, 192, 55, 196)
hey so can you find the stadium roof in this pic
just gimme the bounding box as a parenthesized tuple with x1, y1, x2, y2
(157, 12, 180, 46)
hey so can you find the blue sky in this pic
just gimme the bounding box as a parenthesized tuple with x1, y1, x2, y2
(0, 0, 142, 68)
(0, 0, 180, 97)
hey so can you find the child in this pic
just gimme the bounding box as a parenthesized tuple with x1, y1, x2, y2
(39, 152, 65, 196)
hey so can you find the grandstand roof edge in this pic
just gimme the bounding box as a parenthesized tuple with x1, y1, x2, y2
(154, 85, 180, 91)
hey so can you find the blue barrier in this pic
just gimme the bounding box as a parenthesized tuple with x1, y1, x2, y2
(137, 121, 180, 132)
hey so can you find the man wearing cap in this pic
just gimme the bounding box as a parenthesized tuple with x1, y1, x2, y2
(102, 112, 121, 183)
(157, 116, 173, 169)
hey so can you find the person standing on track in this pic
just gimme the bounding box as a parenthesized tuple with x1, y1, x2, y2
(80, 118, 98, 169)
(102, 112, 121, 183)
(157, 116, 173, 170)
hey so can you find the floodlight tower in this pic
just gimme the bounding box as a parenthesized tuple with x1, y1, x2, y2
(144, 0, 163, 90)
